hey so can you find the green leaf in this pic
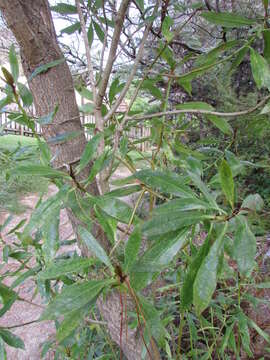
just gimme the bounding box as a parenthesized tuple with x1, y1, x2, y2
(56, 306, 87, 343)
(142, 210, 212, 237)
(29, 58, 65, 81)
(130, 229, 189, 290)
(207, 115, 233, 135)
(77, 87, 93, 100)
(40, 279, 110, 320)
(103, 185, 141, 198)
(141, 79, 163, 100)
(153, 198, 212, 215)
(181, 227, 213, 310)
(79, 103, 94, 113)
(95, 197, 134, 224)
(134, 169, 194, 198)
(42, 210, 60, 263)
(237, 312, 253, 357)
(0, 329, 25, 350)
(0, 283, 18, 317)
(37, 106, 59, 125)
(76, 133, 102, 174)
(9, 44, 19, 83)
(60, 22, 81, 35)
(78, 226, 112, 269)
(229, 46, 249, 72)
(0, 337, 6, 360)
(263, 29, 270, 64)
(14, 165, 71, 179)
(248, 317, 270, 344)
(124, 226, 142, 272)
(86, 151, 108, 184)
(250, 48, 270, 90)
(88, 24, 94, 47)
(219, 159, 234, 209)
(233, 216, 256, 277)
(260, 100, 270, 114)
(162, 16, 174, 42)
(17, 82, 33, 107)
(50, 3, 77, 14)
(200, 12, 256, 28)
(242, 193, 264, 212)
(193, 223, 227, 315)
(38, 258, 95, 280)
(187, 171, 220, 211)
(93, 21, 105, 42)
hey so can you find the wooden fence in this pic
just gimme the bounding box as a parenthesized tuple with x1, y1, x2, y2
(0, 111, 151, 151)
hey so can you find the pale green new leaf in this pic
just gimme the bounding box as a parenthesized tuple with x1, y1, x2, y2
(250, 48, 270, 90)
(14, 165, 71, 179)
(17, 82, 33, 107)
(219, 159, 234, 209)
(9, 44, 19, 83)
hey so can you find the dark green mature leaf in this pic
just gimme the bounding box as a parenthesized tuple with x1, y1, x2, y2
(41, 279, 111, 320)
(86, 151, 108, 184)
(187, 171, 220, 211)
(14, 165, 70, 179)
(264, 29, 270, 64)
(130, 229, 189, 290)
(29, 59, 65, 81)
(230, 46, 249, 72)
(0, 337, 6, 360)
(76, 133, 102, 174)
(250, 48, 270, 90)
(38, 258, 95, 280)
(233, 216, 256, 276)
(181, 227, 213, 310)
(103, 185, 141, 198)
(134, 169, 194, 198)
(200, 12, 256, 28)
(17, 82, 33, 107)
(125, 226, 142, 272)
(0, 283, 18, 317)
(93, 21, 105, 42)
(207, 115, 233, 135)
(193, 223, 227, 315)
(50, 3, 77, 14)
(61, 22, 81, 35)
(78, 226, 112, 269)
(9, 44, 19, 83)
(0, 329, 25, 350)
(88, 24, 94, 47)
(142, 211, 213, 237)
(219, 159, 234, 209)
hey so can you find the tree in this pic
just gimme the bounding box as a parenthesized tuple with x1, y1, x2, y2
(0, 0, 270, 358)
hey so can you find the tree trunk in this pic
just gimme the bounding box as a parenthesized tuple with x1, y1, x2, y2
(0, 1, 155, 358)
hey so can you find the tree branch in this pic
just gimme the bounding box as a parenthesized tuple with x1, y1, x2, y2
(125, 95, 270, 122)
(96, 0, 131, 109)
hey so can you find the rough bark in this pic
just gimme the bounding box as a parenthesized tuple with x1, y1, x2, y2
(0, 1, 155, 358)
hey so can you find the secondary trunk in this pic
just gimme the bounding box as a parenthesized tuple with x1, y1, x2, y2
(0, 0, 157, 358)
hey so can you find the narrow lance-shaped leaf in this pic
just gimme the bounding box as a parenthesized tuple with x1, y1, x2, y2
(250, 48, 270, 90)
(193, 223, 228, 315)
(200, 12, 256, 28)
(76, 133, 102, 174)
(233, 215, 256, 277)
(9, 44, 19, 83)
(78, 226, 113, 270)
(0, 329, 25, 350)
(181, 226, 213, 310)
(219, 159, 234, 209)
(40, 279, 111, 320)
(38, 258, 95, 280)
(124, 226, 142, 272)
(29, 59, 65, 81)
